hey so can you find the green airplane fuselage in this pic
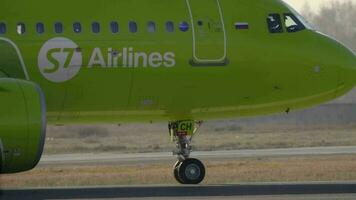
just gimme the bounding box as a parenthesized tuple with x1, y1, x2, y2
(0, 0, 355, 123)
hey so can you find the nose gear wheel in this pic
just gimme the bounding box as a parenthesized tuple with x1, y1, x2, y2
(169, 120, 205, 184)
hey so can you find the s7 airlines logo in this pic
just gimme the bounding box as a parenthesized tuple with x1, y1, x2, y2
(38, 37, 82, 83)
(38, 37, 176, 83)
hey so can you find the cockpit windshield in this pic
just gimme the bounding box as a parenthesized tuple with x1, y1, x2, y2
(267, 14, 283, 33)
(267, 13, 306, 33)
(284, 13, 305, 32)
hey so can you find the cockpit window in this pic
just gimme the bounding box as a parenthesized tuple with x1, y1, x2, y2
(284, 13, 305, 33)
(267, 13, 283, 33)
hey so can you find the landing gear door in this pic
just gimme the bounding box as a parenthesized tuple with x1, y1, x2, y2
(186, 0, 227, 66)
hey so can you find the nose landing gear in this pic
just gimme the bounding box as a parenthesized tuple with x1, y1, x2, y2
(169, 120, 205, 184)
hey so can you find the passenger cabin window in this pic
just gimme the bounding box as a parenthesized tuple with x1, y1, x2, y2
(17, 23, 26, 35)
(92, 22, 100, 33)
(267, 14, 283, 33)
(0, 23, 6, 34)
(166, 21, 174, 32)
(36, 23, 45, 34)
(129, 21, 138, 33)
(179, 21, 189, 32)
(73, 22, 82, 33)
(284, 13, 305, 33)
(55, 22, 63, 33)
(110, 21, 119, 33)
(147, 21, 156, 33)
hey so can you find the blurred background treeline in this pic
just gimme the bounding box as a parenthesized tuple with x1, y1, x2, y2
(302, 0, 356, 52)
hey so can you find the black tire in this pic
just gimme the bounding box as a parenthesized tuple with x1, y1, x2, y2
(178, 158, 205, 184)
(173, 161, 184, 184)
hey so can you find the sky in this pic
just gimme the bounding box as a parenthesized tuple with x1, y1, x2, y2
(283, 0, 353, 13)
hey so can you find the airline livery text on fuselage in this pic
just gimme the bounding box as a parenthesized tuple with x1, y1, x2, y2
(38, 37, 176, 82)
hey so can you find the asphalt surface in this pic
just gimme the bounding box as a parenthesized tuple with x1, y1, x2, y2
(39, 146, 356, 166)
(3, 147, 356, 199)
(2, 183, 356, 200)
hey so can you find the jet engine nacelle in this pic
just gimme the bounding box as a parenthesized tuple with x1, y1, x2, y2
(0, 78, 46, 173)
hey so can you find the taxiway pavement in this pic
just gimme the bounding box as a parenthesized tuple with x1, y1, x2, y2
(39, 146, 356, 166)
(2, 182, 356, 200)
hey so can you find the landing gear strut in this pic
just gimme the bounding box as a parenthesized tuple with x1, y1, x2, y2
(169, 120, 205, 184)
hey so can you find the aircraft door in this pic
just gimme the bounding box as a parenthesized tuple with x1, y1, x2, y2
(186, 0, 227, 66)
